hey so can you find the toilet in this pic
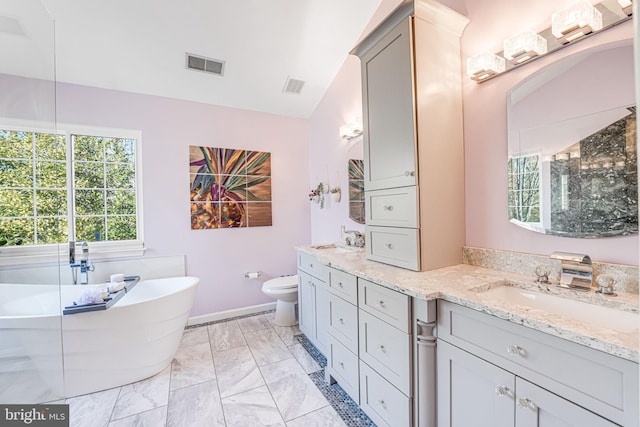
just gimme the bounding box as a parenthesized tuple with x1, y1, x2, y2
(261, 275, 299, 327)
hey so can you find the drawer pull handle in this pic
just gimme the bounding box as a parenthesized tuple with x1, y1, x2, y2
(384, 243, 393, 249)
(507, 345, 523, 356)
(495, 386, 511, 398)
(377, 400, 387, 410)
(404, 170, 415, 177)
(517, 397, 537, 410)
(383, 204, 394, 211)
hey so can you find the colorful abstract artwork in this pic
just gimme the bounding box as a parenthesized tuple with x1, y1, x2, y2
(189, 146, 272, 229)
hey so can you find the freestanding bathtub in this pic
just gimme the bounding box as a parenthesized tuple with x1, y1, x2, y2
(1, 276, 199, 398)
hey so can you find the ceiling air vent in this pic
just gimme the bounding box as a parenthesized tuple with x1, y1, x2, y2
(282, 77, 305, 95)
(186, 53, 225, 77)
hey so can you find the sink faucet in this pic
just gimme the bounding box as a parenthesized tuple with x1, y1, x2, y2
(550, 252, 593, 291)
(340, 225, 365, 248)
(69, 241, 95, 285)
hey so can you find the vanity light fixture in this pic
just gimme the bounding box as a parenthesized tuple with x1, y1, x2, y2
(466, 52, 506, 81)
(504, 30, 548, 64)
(339, 118, 363, 140)
(618, 0, 633, 15)
(552, 0, 603, 44)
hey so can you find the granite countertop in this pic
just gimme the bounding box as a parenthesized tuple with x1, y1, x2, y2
(296, 245, 640, 363)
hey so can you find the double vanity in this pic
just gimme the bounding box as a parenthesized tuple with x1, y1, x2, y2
(296, 245, 639, 427)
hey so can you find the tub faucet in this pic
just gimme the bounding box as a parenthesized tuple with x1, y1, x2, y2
(550, 252, 593, 291)
(69, 241, 95, 285)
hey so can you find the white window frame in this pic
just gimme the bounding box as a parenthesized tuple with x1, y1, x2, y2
(0, 118, 144, 266)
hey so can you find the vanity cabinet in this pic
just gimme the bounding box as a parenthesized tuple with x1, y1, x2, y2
(351, 0, 468, 272)
(436, 301, 639, 427)
(297, 253, 328, 355)
(325, 267, 422, 427)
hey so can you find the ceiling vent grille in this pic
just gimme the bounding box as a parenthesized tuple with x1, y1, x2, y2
(186, 53, 225, 76)
(282, 77, 305, 94)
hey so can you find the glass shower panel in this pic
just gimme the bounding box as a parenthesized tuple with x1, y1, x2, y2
(0, 0, 64, 402)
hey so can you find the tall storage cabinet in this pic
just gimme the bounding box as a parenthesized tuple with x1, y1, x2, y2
(351, 0, 469, 271)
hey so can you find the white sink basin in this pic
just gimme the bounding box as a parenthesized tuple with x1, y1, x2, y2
(480, 285, 639, 333)
(310, 244, 360, 254)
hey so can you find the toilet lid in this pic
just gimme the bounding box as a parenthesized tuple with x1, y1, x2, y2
(263, 275, 298, 290)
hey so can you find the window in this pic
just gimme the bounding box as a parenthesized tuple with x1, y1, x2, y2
(508, 154, 541, 224)
(0, 123, 142, 264)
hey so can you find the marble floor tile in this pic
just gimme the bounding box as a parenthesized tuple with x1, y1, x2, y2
(170, 341, 215, 391)
(289, 344, 321, 374)
(108, 406, 167, 427)
(271, 324, 301, 346)
(237, 314, 271, 333)
(260, 359, 329, 421)
(66, 387, 120, 427)
(286, 405, 347, 427)
(244, 329, 292, 367)
(111, 366, 170, 420)
(208, 320, 247, 352)
(179, 326, 210, 348)
(213, 346, 264, 398)
(167, 380, 225, 427)
(221, 385, 286, 427)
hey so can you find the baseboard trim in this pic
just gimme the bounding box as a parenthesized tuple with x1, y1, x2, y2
(187, 302, 277, 326)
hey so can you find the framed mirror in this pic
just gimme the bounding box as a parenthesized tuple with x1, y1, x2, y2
(507, 41, 637, 238)
(348, 159, 365, 223)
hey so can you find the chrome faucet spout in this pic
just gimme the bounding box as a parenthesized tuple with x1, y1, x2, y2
(550, 252, 593, 291)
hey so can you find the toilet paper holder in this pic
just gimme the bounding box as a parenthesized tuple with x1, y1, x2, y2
(244, 271, 262, 279)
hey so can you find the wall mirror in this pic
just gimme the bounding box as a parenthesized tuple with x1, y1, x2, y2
(348, 159, 365, 223)
(507, 41, 637, 238)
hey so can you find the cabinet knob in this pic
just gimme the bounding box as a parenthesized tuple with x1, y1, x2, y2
(383, 204, 394, 211)
(517, 397, 537, 410)
(339, 318, 344, 324)
(404, 170, 415, 177)
(495, 386, 511, 398)
(338, 282, 343, 288)
(339, 362, 344, 369)
(384, 243, 393, 250)
(378, 300, 386, 307)
(377, 400, 387, 410)
(507, 345, 523, 356)
(379, 345, 386, 352)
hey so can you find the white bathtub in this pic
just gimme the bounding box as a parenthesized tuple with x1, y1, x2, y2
(1, 276, 199, 398)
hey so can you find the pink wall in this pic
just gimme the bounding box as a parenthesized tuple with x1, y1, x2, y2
(55, 83, 311, 316)
(462, 16, 637, 266)
(309, 0, 638, 266)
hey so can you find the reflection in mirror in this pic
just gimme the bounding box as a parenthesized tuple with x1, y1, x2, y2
(507, 41, 637, 238)
(348, 159, 365, 224)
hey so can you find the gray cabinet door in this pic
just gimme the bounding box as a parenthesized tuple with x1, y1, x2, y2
(297, 271, 315, 342)
(361, 17, 417, 191)
(514, 378, 618, 427)
(314, 279, 329, 354)
(437, 340, 514, 427)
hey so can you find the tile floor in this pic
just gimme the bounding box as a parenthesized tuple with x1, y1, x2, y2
(64, 311, 371, 427)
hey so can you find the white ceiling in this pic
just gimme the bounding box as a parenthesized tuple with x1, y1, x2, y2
(2, 0, 385, 118)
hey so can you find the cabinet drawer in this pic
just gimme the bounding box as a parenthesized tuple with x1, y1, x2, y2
(327, 336, 360, 404)
(359, 361, 411, 427)
(327, 268, 358, 304)
(327, 293, 358, 353)
(359, 310, 411, 395)
(366, 225, 419, 271)
(437, 300, 639, 425)
(358, 278, 410, 332)
(366, 187, 418, 228)
(297, 252, 326, 280)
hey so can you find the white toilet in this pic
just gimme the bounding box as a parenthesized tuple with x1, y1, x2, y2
(261, 275, 299, 327)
